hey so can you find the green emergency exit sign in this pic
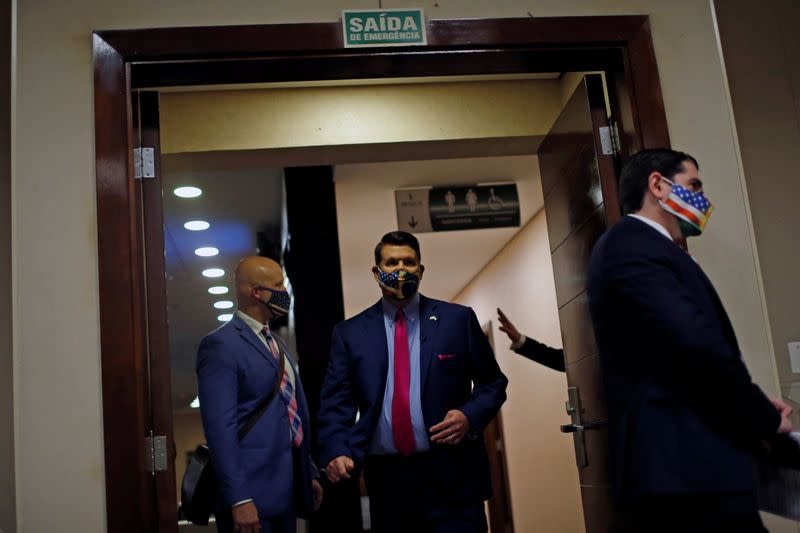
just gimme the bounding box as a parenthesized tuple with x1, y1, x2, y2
(342, 9, 426, 48)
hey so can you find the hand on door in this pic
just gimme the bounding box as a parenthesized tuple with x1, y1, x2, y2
(497, 308, 521, 344)
(232, 501, 260, 533)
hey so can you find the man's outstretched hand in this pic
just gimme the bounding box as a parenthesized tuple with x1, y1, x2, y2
(497, 308, 522, 344)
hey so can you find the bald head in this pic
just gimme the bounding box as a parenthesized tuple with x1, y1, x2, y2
(235, 256, 285, 303)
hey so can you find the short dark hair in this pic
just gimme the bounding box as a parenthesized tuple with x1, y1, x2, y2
(374, 231, 422, 265)
(618, 149, 700, 215)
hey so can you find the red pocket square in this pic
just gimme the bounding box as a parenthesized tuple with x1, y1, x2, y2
(438, 353, 456, 360)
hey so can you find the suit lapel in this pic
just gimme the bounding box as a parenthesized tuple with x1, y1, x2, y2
(366, 301, 390, 382)
(419, 295, 440, 389)
(233, 315, 278, 370)
(271, 333, 298, 372)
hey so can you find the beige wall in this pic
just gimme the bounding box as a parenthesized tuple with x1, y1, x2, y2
(454, 210, 584, 533)
(0, 0, 13, 530)
(334, 154, 543, 317)
(714, 0, 800, 398)
(11, 0, 782, 530)
(714, 2, 800, 529)
(160, 80, 562, 154)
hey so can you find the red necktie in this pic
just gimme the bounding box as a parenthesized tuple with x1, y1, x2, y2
(392, 310, 415, 456)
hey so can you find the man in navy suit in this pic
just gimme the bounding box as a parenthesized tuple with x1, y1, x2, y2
(318, 231, 508, 533)
(587, 149, 793, 532)
(197, 256, 322, 533)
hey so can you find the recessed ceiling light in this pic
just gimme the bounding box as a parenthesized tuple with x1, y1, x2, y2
(214, 300, 234, 310)
(195, 247, 219, 257)
(202, 268, 225, 278)
(173, 186, 202, 198)
(217, 313, 233, 322)
(208, 286, 229, 295)
(190, 396, 200, 409)
(184, 220, 210, 231)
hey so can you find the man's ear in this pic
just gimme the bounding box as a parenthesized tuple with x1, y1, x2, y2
(419, 264, 425, 279)
(647, 171, 669, 200)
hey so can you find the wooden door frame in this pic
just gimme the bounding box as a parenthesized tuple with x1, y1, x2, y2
(93, 16, 670, 532)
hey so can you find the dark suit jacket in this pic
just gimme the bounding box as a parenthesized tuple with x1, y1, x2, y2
(196, 315, 317, 518)
(587, 216, 780, 504)
(514, 337, 565, 372)
(317, 295, 508, 503)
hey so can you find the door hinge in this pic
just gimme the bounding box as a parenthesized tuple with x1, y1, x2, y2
(598, 122, 621, 156)
(133, 147, 155, 180)
(145, 434, 168, 474)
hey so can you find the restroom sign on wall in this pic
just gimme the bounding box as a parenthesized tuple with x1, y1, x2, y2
(342, 9, 426, 48)
(395, 183, 521, 233)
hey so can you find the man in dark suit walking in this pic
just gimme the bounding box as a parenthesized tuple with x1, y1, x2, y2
(587, 149, 792, 532)
(318, 231, 508, 533)
(197, 256, 322, 533)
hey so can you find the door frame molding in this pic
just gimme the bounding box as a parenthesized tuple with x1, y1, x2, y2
(93, 16, 670, 532)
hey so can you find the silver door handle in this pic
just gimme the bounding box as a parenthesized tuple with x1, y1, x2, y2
(560, 420, 606, 433)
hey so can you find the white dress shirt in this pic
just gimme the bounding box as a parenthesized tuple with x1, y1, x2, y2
(236, 309, 296, 390)
(628, 214, 701, 264)
(628, 214, 673, 241)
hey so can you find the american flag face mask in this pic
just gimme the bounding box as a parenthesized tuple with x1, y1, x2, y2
(659, 178, 714, 237)
(257, 286, 291, 317)
(374, 268, 420, 300)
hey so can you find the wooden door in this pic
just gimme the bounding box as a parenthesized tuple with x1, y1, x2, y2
(134, 90, 180, 532)
(135, 123, 363, 533)
(482, 323, 514, 533)
(537, 74, 622, 533)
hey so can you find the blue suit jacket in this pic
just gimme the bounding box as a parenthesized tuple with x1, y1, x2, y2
(196, 314, 317, 518)
(587, 216, 780, 503)
(318, 295, 508, 503)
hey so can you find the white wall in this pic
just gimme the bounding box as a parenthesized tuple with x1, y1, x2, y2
(454, 210, 583, 533)
(12, 1, 780, 530)
(714, 0, 800, 398)
(334, 155, 542, 317)
(713, 2, 800, 530)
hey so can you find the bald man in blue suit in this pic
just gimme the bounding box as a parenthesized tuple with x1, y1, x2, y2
(197, 257, 322, 533)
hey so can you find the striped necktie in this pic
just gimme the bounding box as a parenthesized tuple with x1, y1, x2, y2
(262, 325, 304, 447)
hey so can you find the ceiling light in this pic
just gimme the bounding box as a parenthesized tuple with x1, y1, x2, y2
(184, 220, 210, 231)
(217, 313, 233, 322)
(190, 396, 200, 409)
(214, 300, 234, 310)
(173, 186, 202, 198)
(202, 268, 225, 278)
(195, 247, 219, 257)
(208, 286, 229, 295)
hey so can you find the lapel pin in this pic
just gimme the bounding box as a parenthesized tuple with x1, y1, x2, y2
(429, 315, 438, 321)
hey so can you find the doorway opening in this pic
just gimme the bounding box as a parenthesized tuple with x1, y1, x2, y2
(93, 17, 670, 533)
